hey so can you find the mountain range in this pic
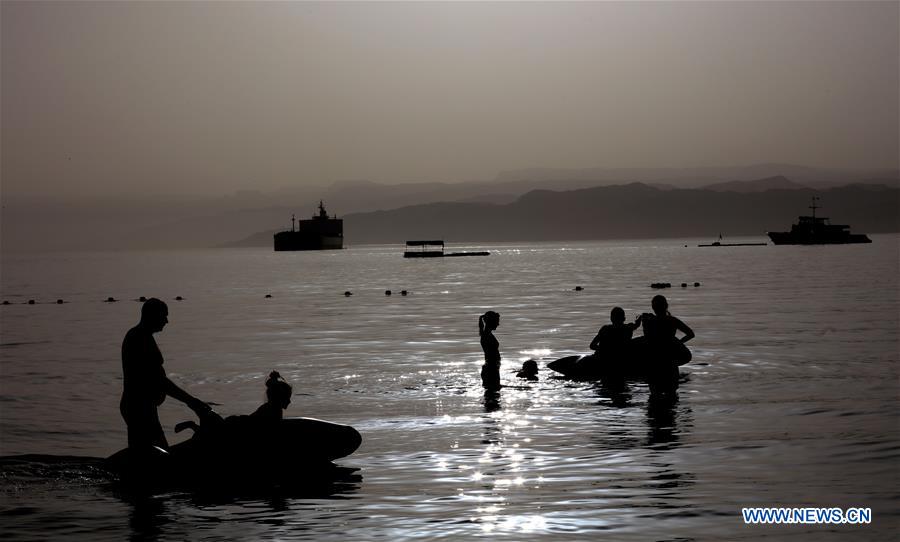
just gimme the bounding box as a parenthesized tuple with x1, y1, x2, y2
(228, 179, 898, 247)
(2, 165, 897, 251)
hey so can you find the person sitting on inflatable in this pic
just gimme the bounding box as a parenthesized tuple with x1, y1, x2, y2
(589, 306, 641, 357)
(250, 371, 293, 421)
(175, 371, 294, 434)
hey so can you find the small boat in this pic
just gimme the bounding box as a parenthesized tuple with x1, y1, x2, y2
(106, 415, 362, 489)
(698, 233, 767, 247)
(767, 197, 871, 245)
(403, 240, 489, 258)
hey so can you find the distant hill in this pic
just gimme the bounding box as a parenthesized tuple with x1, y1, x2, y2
(701, 175, 808, 193)
(225, 182, 899, 247)
(3, 163, 897, 252)
(495, 164, 900, 188)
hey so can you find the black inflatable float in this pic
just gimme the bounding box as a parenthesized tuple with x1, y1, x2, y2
(547, 337, 691, 380)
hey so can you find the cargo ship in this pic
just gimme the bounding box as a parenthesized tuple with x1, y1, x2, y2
(767, 197, 871, 245)
(273, 201, 343, 251)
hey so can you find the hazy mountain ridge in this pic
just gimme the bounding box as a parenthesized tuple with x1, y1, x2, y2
(2, 166, 897, 251)
(495, 164, 900, 188)
(700, 175, 808, 192)
(225, 181, 899, 247)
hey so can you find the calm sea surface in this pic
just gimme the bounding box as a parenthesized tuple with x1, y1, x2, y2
(1, 237, 898, 541)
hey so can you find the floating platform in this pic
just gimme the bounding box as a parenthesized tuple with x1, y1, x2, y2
(698, 241, 767, 247)
(403, 240, 489, 258)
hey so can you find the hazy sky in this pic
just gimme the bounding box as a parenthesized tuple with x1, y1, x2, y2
(2, 1, 898, 197)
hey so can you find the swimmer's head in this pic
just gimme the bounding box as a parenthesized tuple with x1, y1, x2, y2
(265, 371, 293, 409)
(140, 298, 168, 332)
(610, 306, 626, 324)
(519, 359, 538, 377)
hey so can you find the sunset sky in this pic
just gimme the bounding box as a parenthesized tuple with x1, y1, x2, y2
(2, 1, 898, 198)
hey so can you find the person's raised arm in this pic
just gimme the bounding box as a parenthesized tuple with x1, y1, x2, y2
(674, 317, 695, 344)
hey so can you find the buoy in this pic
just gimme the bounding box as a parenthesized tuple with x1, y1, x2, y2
(400, 290, 408, 296)
(574, 286, 583, 291)
(344, 291, 353, 297)
(681, 283, 687, 288)
(2, 301, 9, 305)
(106, 297, 117, 303)
(694, 282, 701, 287)
(264, 294, 272, 298)
(175, 296, 183, 301)
(27, 300, 35, 305)
(139, 296, 147, 302)
(56, 299, 64, 304)
(385, 290, 392, 296)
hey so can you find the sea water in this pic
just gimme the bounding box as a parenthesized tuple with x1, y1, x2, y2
(1, 237, 898, 540)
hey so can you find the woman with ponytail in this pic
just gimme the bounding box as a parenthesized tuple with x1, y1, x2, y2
(250, 371, 293, 421)
(479, 311, 502, 391)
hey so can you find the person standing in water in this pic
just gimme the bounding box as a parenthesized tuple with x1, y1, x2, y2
(478, 311, 502, 391)
(640, 295, 694, 395)
(120, 298, 211, 450)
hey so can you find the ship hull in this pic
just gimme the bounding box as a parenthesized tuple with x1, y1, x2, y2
(274, 232, 343, 251)
(767, 232, 872, 245)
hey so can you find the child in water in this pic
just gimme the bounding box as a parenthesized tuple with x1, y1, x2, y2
(516, 359, 539, 381)
(250, 371, 293, 421)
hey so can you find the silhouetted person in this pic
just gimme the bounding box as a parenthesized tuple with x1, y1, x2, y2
(479, 311, 501, 391)
(640, 295, 694, 395)
(250, 371, 293, 421)
(176, 370, 294, 436)
(516, 359, 538, 381)
(589, 306, 641, 356)
(120, 298, 210, 450)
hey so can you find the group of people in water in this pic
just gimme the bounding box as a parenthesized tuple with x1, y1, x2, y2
(120, 294, 694, 452)
(479, 294, 695, 395)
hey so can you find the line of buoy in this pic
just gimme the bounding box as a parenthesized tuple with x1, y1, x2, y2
(6, 282, 703, 307)
(2, 296, 187, 304)
(653, 282, 700, 289)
